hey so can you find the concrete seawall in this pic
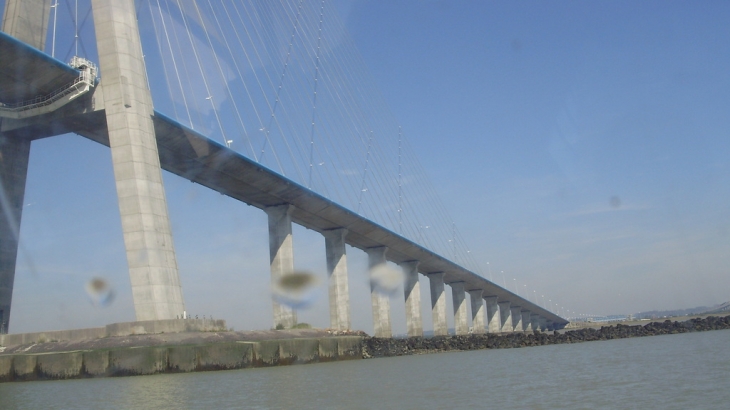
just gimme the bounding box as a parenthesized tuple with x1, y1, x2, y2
(0, 319, 227, 347)
(0, 336, 362, 382)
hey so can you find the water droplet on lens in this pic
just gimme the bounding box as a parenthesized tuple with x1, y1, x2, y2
(85, 277, 115, 307)
(610, 195, 621, 209)
(369, 264, 404, 295)
(272, 271, 320, 309)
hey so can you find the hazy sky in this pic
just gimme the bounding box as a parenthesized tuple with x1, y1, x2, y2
(3, 0, 729, 335)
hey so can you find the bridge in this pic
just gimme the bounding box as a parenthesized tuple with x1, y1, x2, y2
(0, 0, 567, 337)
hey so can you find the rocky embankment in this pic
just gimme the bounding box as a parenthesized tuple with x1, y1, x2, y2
(363, 316, 730, 358)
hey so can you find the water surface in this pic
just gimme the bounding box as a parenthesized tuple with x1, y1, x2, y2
(1, 330, 728, 409)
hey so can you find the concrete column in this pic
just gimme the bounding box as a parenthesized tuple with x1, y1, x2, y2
(484, 296, 500, 334)
(468, 289, 485, 334)
(511, 306, 523, 332)
(531, 314, 540, 333)
(265, 204, 296, 329)
(450, 282, 468, 335)
(0, 138, 29, 334)
(428, 272, 447, 336)
(401, 260, 423, 337)
(522, 310, 532, 332)
(498, 301, 512, 333)
(546, 320, 554, 331)
(0, 0, 51, 336)
(323, 228, 349, 330)
(539, 317, 547, 332)
(2, 0, 51, 50)
(92, 0, 185, 320)
(367, 247, 391, 338)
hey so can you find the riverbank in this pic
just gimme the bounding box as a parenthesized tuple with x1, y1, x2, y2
(363, 315, 730, 358)
(2, 315, 728, 383)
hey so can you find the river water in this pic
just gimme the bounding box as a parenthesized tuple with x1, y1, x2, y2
(1, 329, 728, 409)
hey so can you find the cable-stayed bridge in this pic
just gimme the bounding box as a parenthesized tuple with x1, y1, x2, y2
(0, 0, 567, 336)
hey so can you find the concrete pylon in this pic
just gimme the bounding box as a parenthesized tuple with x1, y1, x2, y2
(531, 314, 540, 333)
(367, 247, 391, 338)
(323, 228, 349, 330)
(522, 310, 531, 332)
(539, 317, 547, 332)
(484, 296, 500, 333)
(450, 282, 468, 335)
(1, 0, 51, 49)
(401, 260, 422, 337)
(511, 306, 523, 331)
(498, 301, 512, 333)
(428, 272, 447, 336)
(0, 0, 51, 334)
(92, 0, 185, 320)
(468, 289, 485, 334)
(265, 204, 296, 329)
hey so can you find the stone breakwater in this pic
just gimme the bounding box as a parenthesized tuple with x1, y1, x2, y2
(363, 316, 730, 358)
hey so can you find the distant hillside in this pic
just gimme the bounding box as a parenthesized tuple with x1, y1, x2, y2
(635, 302, 730, 319)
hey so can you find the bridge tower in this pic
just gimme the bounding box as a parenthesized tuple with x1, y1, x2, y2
(0, 0, 185, 332)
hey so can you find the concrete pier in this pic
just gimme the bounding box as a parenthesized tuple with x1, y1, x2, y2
(498, 301, 512, 333)
(531, 314, 541, 332)
(511, 306, 523, 332)
(0, 0, 51, 334)
(522, 310, 531, 331)
(484, 296, 500, 333)
(450, 282, 468, 335)
(401, 261, 423, 337)
(265, 204, 297, 329)
(93, 0, 185, 320)
(1, 0, 50, 49)
(323, 229, 350, 330)
(367, 247, 391, 338)
(428, 272, 448, 336)
(469, 289, 485, 334)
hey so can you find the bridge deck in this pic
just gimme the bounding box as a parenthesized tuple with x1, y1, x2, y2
(0, 31, 566, 326)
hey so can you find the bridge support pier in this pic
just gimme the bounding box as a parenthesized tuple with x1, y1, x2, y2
(539, 317, 547, 332)
(401, 261, 422, 337)
(265, 204, 297, 329)
(450, 282, 468, 335)
(522, 310, 532, 331)
(367, 247, 391, 338)
(0, 138, 30, 334)
(511, 307, 523, 332)
(324, 229, 349, 330)
(93, 0, 186, 320)
(484, 296, 500, 333)
(468, 289, 485, 334)
(0, 0, 52, 334)
(428, 272, 447, 336)
(498, 301, 512, 333)
(531, 314, 540, 332)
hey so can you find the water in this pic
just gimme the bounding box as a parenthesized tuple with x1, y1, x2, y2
(1, 330, 729, 409)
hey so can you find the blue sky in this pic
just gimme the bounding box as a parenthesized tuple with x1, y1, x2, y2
(3, 0, 729, 334)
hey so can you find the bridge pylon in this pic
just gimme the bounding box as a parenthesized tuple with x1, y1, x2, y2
(0, 0, 186, 332)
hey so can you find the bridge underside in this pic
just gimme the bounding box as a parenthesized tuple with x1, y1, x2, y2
(0, 30, 567, 328)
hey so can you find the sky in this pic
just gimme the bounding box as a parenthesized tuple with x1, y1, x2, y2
(2, 0, 729, 335)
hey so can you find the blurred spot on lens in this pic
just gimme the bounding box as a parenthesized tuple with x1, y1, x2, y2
(369, 264, 404, 295)
(610, 195, 621, 209)
(273, 271, 320, 309)
(85, 277, 115, 307)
